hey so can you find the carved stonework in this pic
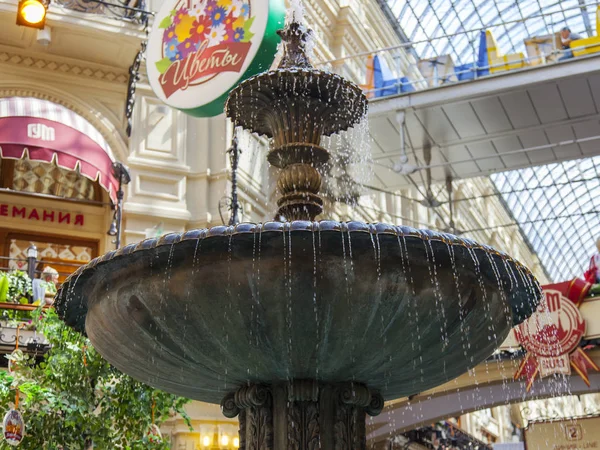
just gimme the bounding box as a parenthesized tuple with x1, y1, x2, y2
(287, 400, 320, 450)
(221, 381, 383, 450)
(247, 400, 273, 450)
(222, 385, 274, 450)
(276, 21, 313, 70)
(333, 383, 380, 450)
(334, 403, 361, 450)
(0, 51, 129, 83)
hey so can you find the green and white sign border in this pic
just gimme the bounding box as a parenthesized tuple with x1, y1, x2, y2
(146, 0, 286, 118)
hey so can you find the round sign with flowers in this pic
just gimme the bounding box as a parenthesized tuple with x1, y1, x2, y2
(147, 0, 285, 117)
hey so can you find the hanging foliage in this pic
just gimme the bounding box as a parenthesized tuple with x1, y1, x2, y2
(5, 272, 32, 304)
(0, 308, 190, 449)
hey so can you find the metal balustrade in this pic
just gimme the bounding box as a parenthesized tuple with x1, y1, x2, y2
(53, 0, 150, 24)
(317, 2, 600, 98)
(0, 255, 81, 281)
(0, 255, 56, 352)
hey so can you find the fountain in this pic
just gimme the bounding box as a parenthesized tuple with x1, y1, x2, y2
(55, 16, 542, 450)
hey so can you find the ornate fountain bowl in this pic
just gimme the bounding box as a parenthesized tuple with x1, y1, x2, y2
(225, 68, 368, 140)
(55, 221, 541, 404)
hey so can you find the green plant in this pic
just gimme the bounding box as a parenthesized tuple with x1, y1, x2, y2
(6, 271, 32, 304)
(0, 308, 190, 449)
(0, 274, 8, 302)
(40, 280, 57, 296)
(589, 283, 600, 296)
(0, 271, 35, 326)
(0, 309, 34, 327)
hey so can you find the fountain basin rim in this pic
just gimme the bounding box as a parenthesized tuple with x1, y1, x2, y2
(226, 68, 366, 96)
(57, 220, 534, 298)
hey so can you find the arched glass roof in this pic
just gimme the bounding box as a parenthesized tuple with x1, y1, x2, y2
(382, 0, 597, 65)
(491, 157, 600, 282)
(379, 1, 600, 282)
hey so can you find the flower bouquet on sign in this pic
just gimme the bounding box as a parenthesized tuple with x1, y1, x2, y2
(155, 0, 256, 98)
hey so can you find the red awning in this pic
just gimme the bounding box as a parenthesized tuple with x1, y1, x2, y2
(0, 97, 119, 203)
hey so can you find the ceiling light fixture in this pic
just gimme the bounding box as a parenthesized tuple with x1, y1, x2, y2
(16, 0, 49, 29)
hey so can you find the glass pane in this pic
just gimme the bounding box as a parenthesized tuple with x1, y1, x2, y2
(490, 156, 600, 282)
(384, 0, 594, 64)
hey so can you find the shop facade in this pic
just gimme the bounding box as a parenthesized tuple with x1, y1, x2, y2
(0, 96, 120, 280)
(0, 0, 145, 279)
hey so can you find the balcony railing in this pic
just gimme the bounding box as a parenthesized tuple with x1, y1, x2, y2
(402, 421, 493, 450)
(0, 254, 82, 333)
(0, 303, 50, 358)
(0, 255, 83, 285)
(318, 2, 600, 98)
(54, 0, 151, 24)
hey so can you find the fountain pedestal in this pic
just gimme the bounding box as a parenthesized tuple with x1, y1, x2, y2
(221, 380, 383, 449)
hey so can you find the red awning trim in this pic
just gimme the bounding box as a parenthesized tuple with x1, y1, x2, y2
(0, 97, 119, 203)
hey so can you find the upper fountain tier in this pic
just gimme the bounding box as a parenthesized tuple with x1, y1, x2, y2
(226, 19, 368, 221)
(226, 21, 367, 147)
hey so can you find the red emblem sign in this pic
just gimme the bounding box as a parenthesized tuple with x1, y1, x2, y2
(147, 424, 162, 444)
(514, 279, 599, 391)
(3, 409, 24, 446)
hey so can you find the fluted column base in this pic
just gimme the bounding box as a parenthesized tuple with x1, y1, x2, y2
(267, 142, 329, 221)
(221, 380, 383, 450)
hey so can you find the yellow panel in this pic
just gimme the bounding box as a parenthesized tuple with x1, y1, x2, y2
(486, 29, 527, 73)
(489, 53, 526, 73)
(485, 30, 500, 61)
(571, 36, 600, 56)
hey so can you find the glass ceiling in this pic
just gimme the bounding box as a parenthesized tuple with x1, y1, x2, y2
(380, 1, 600, 281)
(382, 0, 597, 65)
(491, 157, 600, 282)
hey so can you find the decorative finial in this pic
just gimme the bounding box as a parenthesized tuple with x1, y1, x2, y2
(277, 20, 313, 69)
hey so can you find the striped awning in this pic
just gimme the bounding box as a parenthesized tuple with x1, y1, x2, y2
(0, 97, 119, 203)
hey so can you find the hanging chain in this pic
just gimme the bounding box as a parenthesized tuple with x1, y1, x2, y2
(151, 395, 156, 424)
(227, 133, 242, 226)
(13, 323, 26, 409)
(125, 40, 147, 137)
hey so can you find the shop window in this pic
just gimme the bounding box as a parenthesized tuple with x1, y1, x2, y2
(0, 231, 98, 283)
(0, 158, 102, 202)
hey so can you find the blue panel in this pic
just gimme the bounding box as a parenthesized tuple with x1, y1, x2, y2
(373, 55, 415, 96)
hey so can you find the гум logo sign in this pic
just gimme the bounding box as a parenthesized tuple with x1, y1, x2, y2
(147, 0, 285, 118)
(27, 123, 55, 141)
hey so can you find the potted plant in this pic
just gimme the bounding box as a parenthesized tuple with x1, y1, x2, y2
(0, 271, 35, 328)
(6, 270, 32, 304)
